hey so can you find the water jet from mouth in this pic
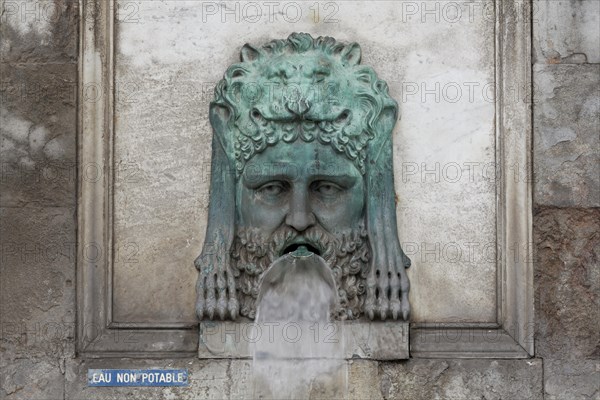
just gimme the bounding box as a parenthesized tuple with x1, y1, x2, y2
(251, 246, 347, 399)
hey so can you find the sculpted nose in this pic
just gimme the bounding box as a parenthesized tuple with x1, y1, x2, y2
(285, 191, 316, 232)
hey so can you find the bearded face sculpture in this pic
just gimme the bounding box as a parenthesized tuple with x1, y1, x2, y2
(195, 33, 411, 321)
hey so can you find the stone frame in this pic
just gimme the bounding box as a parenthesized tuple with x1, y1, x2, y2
(77, 0, 533, 358)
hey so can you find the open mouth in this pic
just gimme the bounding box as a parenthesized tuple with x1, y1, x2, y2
(281, 242, 321, 256)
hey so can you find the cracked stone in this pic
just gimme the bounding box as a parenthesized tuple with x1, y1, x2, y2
(533, 64, 600, 207)
(534, 207, 600, 360)
(379, 359, 543, 400)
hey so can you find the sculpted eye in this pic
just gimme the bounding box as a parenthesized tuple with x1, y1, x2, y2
(334, 110, 350, 125)
(312, 181, 343, 197)
(258, 181, 287, 197)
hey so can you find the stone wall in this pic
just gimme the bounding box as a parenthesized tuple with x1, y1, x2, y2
(532, 1, 600, 398)
(1, 0, 78, 398)
(1, 1, 598, 399)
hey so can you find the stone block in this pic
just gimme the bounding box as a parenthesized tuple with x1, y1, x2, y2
(0, 357, 64, 399)
(0, 207, 76, 358)
(0, 63, 77, 207)
(64, 358, 382, 399)
(65, 358, 231, 400)
(229, 360, 252, 399)
(544, 359, 600, 400)
(534, 207, 600, 360)
(533, 64, 600, 207)
(0, 0, 78, 63)
(348, 360, 383, 400)
(533, 0, 600, 64)
(379, 359, 543, 400)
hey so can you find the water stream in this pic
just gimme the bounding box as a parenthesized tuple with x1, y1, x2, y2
(251, 246, 348, 399)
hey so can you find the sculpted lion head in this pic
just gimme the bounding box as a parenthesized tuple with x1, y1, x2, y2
(210, 32, 399, 175)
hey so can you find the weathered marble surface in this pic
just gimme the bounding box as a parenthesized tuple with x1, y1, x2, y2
(533, 64, 600, 207)
(113, 0, 497, 325)
(533, 0, 600, 64)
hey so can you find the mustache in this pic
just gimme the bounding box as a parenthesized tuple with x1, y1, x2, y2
(270, 224, 334, 258)
(236, 221, 368, 265)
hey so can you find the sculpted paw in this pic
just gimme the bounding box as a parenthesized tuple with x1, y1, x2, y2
(367, 240, 410, 321)
(364, 279, 377, 320)
(195, 252, 239, 320)
(390, 298, 402, 320)
(228, 297, 239, 320)
(376, 291, 390, 320)
(401, 292, 410, 320)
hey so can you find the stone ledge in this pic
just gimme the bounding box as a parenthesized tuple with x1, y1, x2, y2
(199, 321, 409, 360)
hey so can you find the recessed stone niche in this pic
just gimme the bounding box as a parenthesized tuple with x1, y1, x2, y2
(78, 0, 533, 359)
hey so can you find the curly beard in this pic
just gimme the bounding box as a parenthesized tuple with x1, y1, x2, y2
(231, 222, 370, 320)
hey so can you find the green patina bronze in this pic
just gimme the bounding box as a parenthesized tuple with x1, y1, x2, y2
(196, 33, 411, 321)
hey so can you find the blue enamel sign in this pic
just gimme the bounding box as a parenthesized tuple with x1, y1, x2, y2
(88, 369, 188, 387)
